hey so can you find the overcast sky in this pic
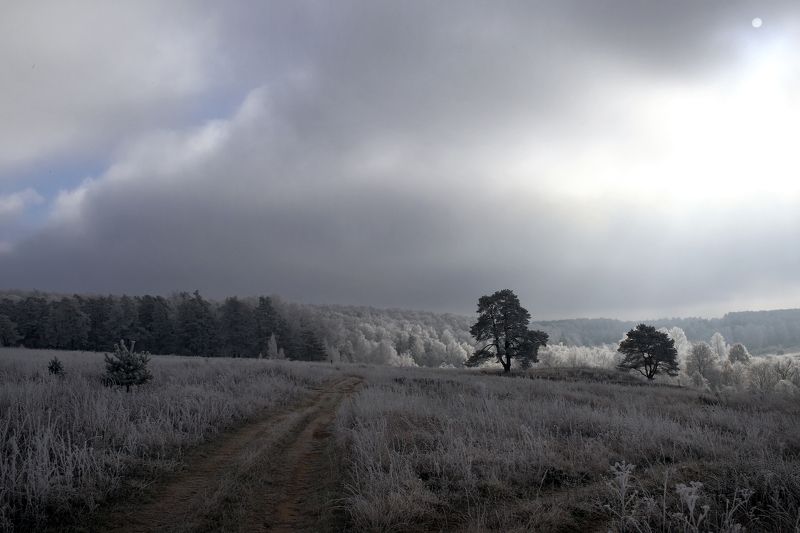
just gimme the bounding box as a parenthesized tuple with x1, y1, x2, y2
(1, 1, 799, 319)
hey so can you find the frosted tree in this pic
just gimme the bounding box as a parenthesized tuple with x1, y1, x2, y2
(720, 360, 748, 387)
(325, 343, 341, 362)
(373, 339, 398, 364)
(685, 342, 717, 381)
(668, 327, 692, 365)
(749, 361, 778, 394)
(728, 343, 750, 364)
(440, 329, 456, 346)
(422, 339, 448, 367)
(710, 332, 728, 360)
(409, 335, 426, 365)
(351, 333, 374, 361)
(445, 340, 469, 365)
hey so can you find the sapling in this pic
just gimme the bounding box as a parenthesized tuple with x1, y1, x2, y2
(104, 340, 153, 392)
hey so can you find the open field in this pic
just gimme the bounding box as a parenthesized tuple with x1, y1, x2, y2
(334, 367, 800, 532)
(0, 348, 341, 531)
(2, 349, 800, 532)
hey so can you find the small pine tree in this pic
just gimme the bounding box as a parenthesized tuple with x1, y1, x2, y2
(104, 340, 153, 392)
(48, 356, 64, 376)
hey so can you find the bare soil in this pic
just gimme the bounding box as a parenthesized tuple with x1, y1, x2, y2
(95, 375, 362, 532)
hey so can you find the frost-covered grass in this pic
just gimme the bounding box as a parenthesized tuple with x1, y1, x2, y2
(335, 366, 800, 532)
(5, 347, 799, 532)
(0, 348, 338, 531)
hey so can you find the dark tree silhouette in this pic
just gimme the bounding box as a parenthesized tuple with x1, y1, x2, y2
(105, 295, 140, 344)
(14, 296, 49, 348)
(617, 324, 679, 379)
(81, 295, 116, 351)
(175, 291, 218, 356)
(45, 297, 90, 350)
(299, 325, 327, 361)
(0, 314, 20, 346)
(137, 295, 174, 354)
(254, 296, 280, 354)
(218, 296, 256, 357)
(466, 289, 548, 373)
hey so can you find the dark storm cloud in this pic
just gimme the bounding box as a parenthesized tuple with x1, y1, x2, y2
(2, 1, 800, 318)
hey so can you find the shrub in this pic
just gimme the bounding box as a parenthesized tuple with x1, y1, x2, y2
(748, 360, 779, 394)
(103, 340, 153, 392)
(47, 356, 64, 376)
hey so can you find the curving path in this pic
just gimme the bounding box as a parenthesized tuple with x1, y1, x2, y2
(100, 375, 362, 532)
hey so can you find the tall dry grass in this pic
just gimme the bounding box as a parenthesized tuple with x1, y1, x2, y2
(0, 348, 337, 531)
(335, 366, 800, 532)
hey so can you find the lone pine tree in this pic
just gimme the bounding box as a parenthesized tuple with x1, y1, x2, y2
(617, 324, 679, 380)
(466, 289, 549, 373)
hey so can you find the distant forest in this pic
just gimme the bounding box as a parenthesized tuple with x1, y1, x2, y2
(1, 290, 799, 365)
(536, 311, 800, 355)
(0, 290, 474, 366)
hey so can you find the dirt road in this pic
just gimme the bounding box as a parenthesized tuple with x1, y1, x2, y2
(100, 375, 362, 532)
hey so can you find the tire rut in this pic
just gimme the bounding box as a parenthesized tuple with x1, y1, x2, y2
(99, 375, 361, 533)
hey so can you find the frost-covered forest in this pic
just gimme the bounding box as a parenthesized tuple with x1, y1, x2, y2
(0, 291, 475, 367)
(2, 290, 800, 368)
(539, 311, 800, 355)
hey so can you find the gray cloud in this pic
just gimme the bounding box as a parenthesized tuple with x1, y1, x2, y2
(0, 189, 43, 219)
(1, 1, 800, 319)
(0, 1, 220, 176)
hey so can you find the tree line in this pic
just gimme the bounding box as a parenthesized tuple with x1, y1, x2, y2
(0, 290, 476, 367)
(2, 288, 796, 367)
(535, 309, 800, 355)
(0, 291, 328, 361)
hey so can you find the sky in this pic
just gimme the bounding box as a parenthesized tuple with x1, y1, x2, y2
(1, 1, 799, 320)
